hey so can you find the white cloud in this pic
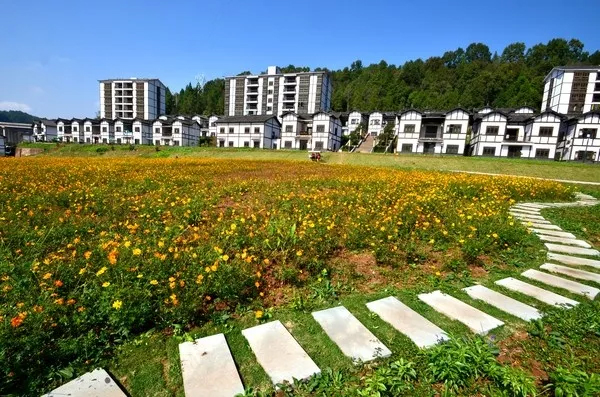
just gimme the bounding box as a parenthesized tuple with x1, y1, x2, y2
(0, 101, 32, 112)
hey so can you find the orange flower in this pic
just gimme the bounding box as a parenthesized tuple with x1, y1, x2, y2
(54, 280, 63, 287)
(107, 250, 118, 265)
(10, 314, 26, 328)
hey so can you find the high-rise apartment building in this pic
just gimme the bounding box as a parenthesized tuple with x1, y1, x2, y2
(224, 66, 332, 117)
(99, 78, 166, 120)
(542, 66, 600, 115)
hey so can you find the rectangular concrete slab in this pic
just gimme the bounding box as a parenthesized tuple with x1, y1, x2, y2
(366, 296, 448, 349)
(312, 306, 391, 362)
(522, 269, 600, 300)
(42, 368, 126, 397)
(537, 235, 591, 248)
(515, 216, 551, 224)
(523, 222, 562, 230)
(541, 263, 600, 284)
(544, 243, 600, 257)
(418, 290, 504, 335)
(532, 229, 576, 239)
(495, 277, 578, 307)
(510, 212, 546, 221)
(463, 285, 542, 322)
(242, 320, 320, 386)
(514, 203, 550, 210)
(178, 333, 244, 397)
(548, 252, 600, 269)
(510, 208, 541, 215)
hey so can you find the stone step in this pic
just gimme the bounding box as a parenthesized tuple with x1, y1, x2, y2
(537, 235, 592, 248)
(544, 243, 600, 257)
(462, 285, 542, 322)
(547, 252, 600, 269)
(514, 203, 550, 210)
(523, 222, 562, 230)
(242, 320, 320, 386)
(510, 212, 547, 221)
(531, 229, 576, 239)
(418, 290, 504, 335)
(515, 215, 551, 224)
(575, 193, 597, 201)
(522, 269, 600, 300)
(312, 306, 391, 362)
(540, 263, 600, 284)
(178, 334, 244, 397)
(495, 277, 578, 307)
(42, 368, 126, 397)
(366, 296, 448, 349)
(510, 208, 542, 216)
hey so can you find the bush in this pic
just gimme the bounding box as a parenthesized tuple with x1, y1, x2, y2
(96, 147, 109, 154)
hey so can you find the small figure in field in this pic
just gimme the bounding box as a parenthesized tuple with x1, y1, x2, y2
(309, 151, 321, 162)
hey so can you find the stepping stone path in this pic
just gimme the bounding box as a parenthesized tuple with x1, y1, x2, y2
(312, 306, 391, 362)
(418, 290, 504, 334)
(540, 263, 600, 284)
(548, 252, 600, 269)
(366, 296, 448, 348)
(46, 194, 599, 396)
(42, 368, 126, 397)
(242, 320, 321, 386)
(544, 243, 600, 257)
(537, 235, 592, 248)
(495, 277, 579, 307)
(463, 285, 542, 322)
(178, 333, 244, 397)
(522, 269, 600, 299)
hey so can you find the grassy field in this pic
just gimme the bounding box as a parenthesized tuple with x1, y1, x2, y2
(18, 142, 600, 183)
(1, 153, 599, 396)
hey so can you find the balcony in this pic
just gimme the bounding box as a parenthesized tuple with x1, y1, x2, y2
(246, 96, 258, 103)
(283, 79, 297, 85)
(247, 79, 259, 86)
(296, 130, 311, 136)
(282, 97, 296, 102)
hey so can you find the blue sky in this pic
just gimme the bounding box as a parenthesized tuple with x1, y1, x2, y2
(1, 0, 599, 118)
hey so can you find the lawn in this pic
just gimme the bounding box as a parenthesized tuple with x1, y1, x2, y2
(18, 142, 600, 183)
(0, 156, 599, 396)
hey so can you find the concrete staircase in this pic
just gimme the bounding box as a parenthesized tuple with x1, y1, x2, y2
(354, 134, 374, 153)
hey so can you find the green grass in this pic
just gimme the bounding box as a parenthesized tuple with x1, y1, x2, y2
(18, 142, 600, 183)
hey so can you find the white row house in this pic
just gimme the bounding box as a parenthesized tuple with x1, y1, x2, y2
(557, 111, 600, 161)
(32, 119, 58, 142)
(152, 116, 202, 146)
(279, 112, 343, 151)
(215, 115, 281, 149)
(346, 111, 369, 135)
(367, 112, 396, 137)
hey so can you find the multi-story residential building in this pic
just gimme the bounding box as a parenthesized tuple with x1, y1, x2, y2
(542, 66, 600, 115)
(152, 116, 201, 146)
(523, 110, 564, 159)
(280, 112, 312, 150)
(311, 112, 343, 151)
(32, 119, 58, 142)
(99, 78, 166, 120)
(556, 111, 600, 161)
(279, 112, 343, 151)
(224, 66, 332, 117)
(347, 111, 368, 135)
(396, 108, 471, 155)
(208, 115, 220, 137)
(215, 115, 281, 149)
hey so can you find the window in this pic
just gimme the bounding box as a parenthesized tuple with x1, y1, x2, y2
(267, 98, 273, 103)
(447, 124, 461, 134)
(371, 119, 380, 126)
(268, 81, 273, 86)
(134, 126, 140, 132)
(134, 139, 140, 144)
(486, 126, 499, 135)
(314, 141, 324, 150)
(284, 141, 292, 148)
(58, 126, 63, 132)
(155, 128, 160, 133)
(285, 125, 293, 132)
(103, 138, 108, 143)
(220, 127, 225, 133)
(85, 126, 91, 132)
(244, 127, 250, 134)
(219, 140, 225, 147)
(228, 127, 234, 134)
(404, 124, 415, 133)
(446, 145, 459, 154)
(116, 126, 121, 132)
(174, 140, 179, 146)
(73, 137, 78, 143)
(482, 147, 496, 156)
(244, 141, 250, 147)
(401, 144, 413, 152)
(254, 127, 260, 133)
(351, 118, 358, 125)
(73, 126, 78, 132)
(267, 106, 272, 112)
(102, 127, 107, 132)
(155, 140, 160, 145)
(316, 125, 325, 132)
(86, 138, 91, 143)
(579, 128, 597, 139)
(593, 93, 600, 102)
(539, 127, 553, 137)
(535, 149, 550, 158)
(253, 140, 260, 148)
(116, 138, 122, 144)
(268, 89, 273, 94)
(228, 141, 234, 147)
(595, 82, 600, 91)
(174, 128, 180, 134)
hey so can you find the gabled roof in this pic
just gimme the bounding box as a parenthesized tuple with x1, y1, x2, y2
(567, 110, 600, 122)
(215, 114, 281, 125)
(398, 109, 422, 116)
(445, 107, 471, 115)
(529, 110, 564, 122)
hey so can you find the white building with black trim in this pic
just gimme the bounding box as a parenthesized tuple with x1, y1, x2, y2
(557, 111, 600, 161)
(542, 66, 600, 115)
(32, 119, 58, 142)
(215, 114, 281, 149)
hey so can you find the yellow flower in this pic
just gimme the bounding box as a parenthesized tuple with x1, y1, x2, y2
(230, 223, 237, 231)
(132, 248, 142, 256)
(255, 310, 264, 319)
(150, 279, 158, 285)
(79, 268, 86, 275)
(492, 233, 499, 239)
(435, 271, 441, 276)
(221, 254, 229, 262)
(124, 241, 131, 248)
(102, 282, 111, 287)
(42, 272, 52, 280)
(84, 251, 92, 260)
(112, 300, 122, 310)
(211, 264, 218, 272)
(296, 250, 303, 256)
(96, 266, 107, 276)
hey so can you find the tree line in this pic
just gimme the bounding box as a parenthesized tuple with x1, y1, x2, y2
(166, 38, 599, 115)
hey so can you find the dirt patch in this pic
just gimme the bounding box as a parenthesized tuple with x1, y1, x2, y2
(497, 330, 548, 384)
(329, 249, 387, 293)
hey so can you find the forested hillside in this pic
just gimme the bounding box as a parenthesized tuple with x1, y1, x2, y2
(0, 110, 38, 123)
(166, 38, 600, 115)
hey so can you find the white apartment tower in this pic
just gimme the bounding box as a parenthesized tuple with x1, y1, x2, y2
(224, 66, 332, 117)
(542, 66, 600, 115)
(99, 78, 166, 120)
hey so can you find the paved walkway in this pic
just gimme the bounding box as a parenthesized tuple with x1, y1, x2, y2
(47, 193, 600, 396)
(449, 170, 600, 186)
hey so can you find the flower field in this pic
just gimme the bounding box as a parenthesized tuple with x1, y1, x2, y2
(0, 157, 573, 394)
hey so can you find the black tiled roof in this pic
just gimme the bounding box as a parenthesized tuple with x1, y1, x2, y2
(215, 114, 279, 124)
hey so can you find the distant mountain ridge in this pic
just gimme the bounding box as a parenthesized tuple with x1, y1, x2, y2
(0, 110, 40, 123)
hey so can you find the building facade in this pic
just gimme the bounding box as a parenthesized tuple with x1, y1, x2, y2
(32, 119, 58, 142)
(99, 78, 166, 120)
(215, 115, 281, 149)
(542, 66, 600, 115)
(557, 111, 600, 161)
(224, 66, 332, 117)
